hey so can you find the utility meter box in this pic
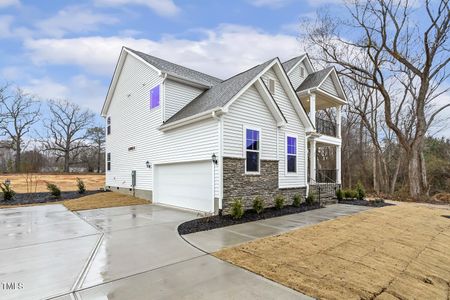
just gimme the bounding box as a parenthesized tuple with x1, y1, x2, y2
(131, 170, 136, 187)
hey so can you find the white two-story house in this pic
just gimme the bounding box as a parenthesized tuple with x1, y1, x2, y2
(101, 47, 346, 214)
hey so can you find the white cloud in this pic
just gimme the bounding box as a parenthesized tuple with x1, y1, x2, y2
(23, 75, 106, 112)
(94, 0, 179, 17)
(248, 0, 292, 8)
(0, 15, 13, 37)
(1, 66, 22, 80)
(36, 6, 118, 38)
(24, 24, 303, 78)
(0, 0, 20, 8)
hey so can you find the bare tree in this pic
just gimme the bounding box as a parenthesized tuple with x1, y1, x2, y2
(0, 87, 40, 172)
(41, 100, 95, 172)
(87, 126, 105, 173)
(304, 0, 450, 199)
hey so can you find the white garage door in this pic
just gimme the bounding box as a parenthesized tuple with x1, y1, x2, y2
(154, 161, 213, 213)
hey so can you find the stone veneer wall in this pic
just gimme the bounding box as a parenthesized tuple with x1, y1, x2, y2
(222, 157, 306, 213)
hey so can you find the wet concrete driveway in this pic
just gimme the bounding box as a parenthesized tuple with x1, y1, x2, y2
(0, 204, 308, 300)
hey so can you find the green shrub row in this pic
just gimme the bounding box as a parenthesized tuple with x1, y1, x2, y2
(0, 178, 87, 202)
(230, 192, 317, 219)
(336, 181, 366, 201)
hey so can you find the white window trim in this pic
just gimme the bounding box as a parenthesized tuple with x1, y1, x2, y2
(106, 116, 111, 135)
(107, 152, 111, 171)
(149, 83, 161, 111)
(285, 132, 298, 176)
(243, 125, 262, 175)
(300, 66, 305, 78)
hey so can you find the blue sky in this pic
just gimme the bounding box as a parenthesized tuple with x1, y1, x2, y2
(0, 0, 449, 137)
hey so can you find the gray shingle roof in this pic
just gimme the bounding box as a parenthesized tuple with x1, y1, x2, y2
(282, 54, 306, 73)
(126, 48, 223, 87)
(165, 58, 276, 124)
(296, 67, 334, 92)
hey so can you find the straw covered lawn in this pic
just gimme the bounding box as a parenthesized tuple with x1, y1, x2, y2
(63, 192, 150, 211)
(215, 204, 450, 299)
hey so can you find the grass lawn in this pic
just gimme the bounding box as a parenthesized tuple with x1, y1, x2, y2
(0, 173, 105, 193)
(215, 204, 450, 299)
(0, 192, 150, 211)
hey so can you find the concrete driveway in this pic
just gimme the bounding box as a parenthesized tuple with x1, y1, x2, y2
(0, 203, 308, 300)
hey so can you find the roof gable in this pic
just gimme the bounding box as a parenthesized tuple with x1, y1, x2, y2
(282, 54, 315, 75)
(297, 67, 347, 101)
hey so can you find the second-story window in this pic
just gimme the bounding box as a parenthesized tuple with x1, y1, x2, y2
(107, 117, 111, 135)
(150, 85, 160, 109)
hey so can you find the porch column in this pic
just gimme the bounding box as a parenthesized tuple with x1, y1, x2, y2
(336, 106, 341, 138)
(336, 145, 341, 184)
(310, 140, 316, 182)
(309, 93, 316, 127)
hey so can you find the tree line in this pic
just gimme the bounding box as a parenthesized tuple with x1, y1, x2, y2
(303, 0, 450, 200)
(0, 85, 105, 173)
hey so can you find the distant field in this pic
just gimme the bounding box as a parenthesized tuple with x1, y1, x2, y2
(0, 173, 105, 193)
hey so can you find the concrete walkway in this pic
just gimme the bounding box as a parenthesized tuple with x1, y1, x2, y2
(183, 204, 371, 253)
(0, 203, 309, 300)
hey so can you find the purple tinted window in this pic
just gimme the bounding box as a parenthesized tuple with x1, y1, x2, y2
(287, 136, 296, 155)
(150, 85, 160, 109)
(246, 129, 259, 150)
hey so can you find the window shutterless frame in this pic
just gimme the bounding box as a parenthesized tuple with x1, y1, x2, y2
(107, 152, 111, 171)
(285, 133, 298, 175)
(243, 125, 261, 174)
(107, 116, 111, 135)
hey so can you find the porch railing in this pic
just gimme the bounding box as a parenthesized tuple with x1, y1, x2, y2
(315, 117, 336, 137)
(317, 169, 337, 183)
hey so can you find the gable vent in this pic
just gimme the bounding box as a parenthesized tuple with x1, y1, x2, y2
(268, 78, 275, 95)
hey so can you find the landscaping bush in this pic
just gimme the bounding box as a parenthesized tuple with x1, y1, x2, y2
(356, 181, 366, 200)
(343, 189, 357, 199)
(252, 196, 265, 214)
(274, 195, 285, 210)
(230, 198, 244, 219)
(46, 182, 61, 198)
(336, 188, 343, 201)
(305, 192, 315, 205)
(0, 183, 15, 201)
(76, 178, 86, 194)
(292, 194, 302, 207)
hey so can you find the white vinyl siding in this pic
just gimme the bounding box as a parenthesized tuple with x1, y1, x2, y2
(223, 85, 277, 160)
(262, 68, 307, 188)
(320, 76, 339, 97)
(287, 61, 309, 90)
(164, 79, 204, 121)
(105, 54, 219, 197)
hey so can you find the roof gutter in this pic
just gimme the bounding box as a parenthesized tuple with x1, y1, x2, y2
(162, 72, 213, 89)
(159, 107, 224, 132)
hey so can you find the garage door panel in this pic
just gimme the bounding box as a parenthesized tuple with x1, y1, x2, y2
(154, 161, 213, 213)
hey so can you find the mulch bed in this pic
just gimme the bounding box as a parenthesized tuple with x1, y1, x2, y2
(338, 199, 394, 207)
(178, 203, 322, 235)
(0, 190, 101, 206)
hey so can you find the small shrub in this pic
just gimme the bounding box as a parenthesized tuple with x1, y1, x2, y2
(336, 188, 343, 201)
(0, 183, 15, 201)
(292, 194, 302, 207)
(274, 194, 285, 209)
(305, 192, 315, 205)
(46, 182, 61, 198)
(76, 178, 86, 194)
(230, 198, 244, 219)
(252, 196, 265, 214)
(343, 189, 357, 199)
(356, 181, 366, 200)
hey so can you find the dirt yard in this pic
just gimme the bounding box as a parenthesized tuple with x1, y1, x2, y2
(215, 203, 450, 299)
(0, 191, 150, 211)
(0, 173, 105, 193)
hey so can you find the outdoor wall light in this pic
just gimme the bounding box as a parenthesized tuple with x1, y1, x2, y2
(212, 153, 218, 165)
(146, 161, 152, 168)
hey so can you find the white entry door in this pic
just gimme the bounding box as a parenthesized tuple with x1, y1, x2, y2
(154, 161, 213, 213)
